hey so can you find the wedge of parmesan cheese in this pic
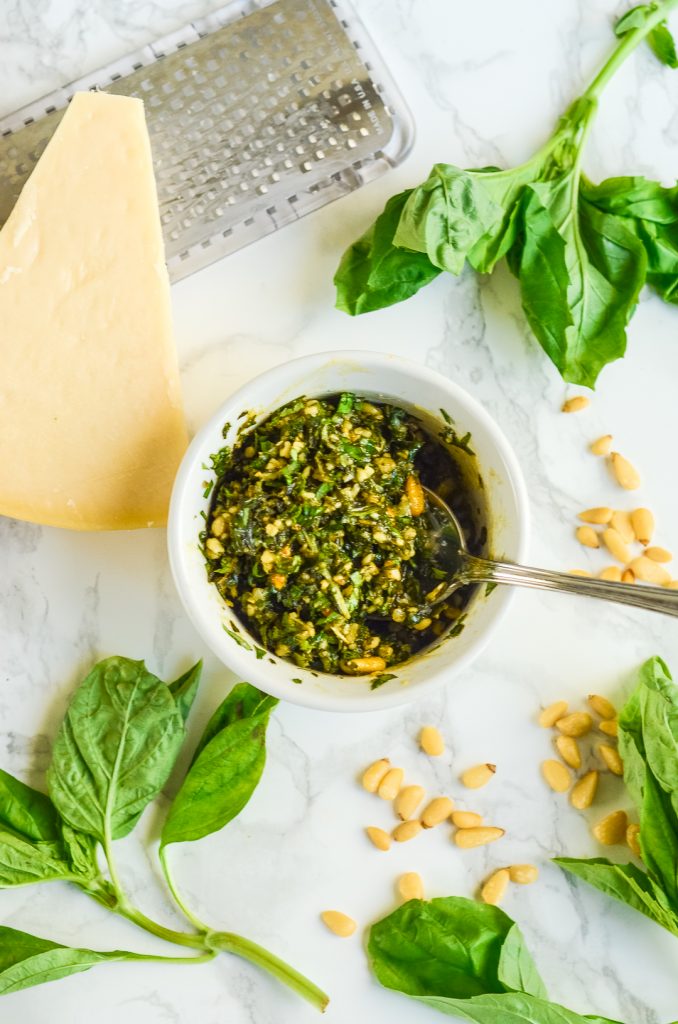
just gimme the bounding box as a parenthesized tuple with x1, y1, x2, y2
(0, 91, 187, 530)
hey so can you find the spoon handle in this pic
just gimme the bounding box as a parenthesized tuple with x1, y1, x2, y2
(463, 554, 678, 617)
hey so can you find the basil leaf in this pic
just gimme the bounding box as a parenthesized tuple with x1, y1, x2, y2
(0, 769, 60, 842)
(161, 684, 277, 847)
(334, 190, 442, 315)
(168, 660, 202, 724)
(411, 991, 623, 1024)
(615, 5, 678, 68)
(555, 857, 678, 936)
(497, 924, 548, 999)
(60, 824, 99, 882)
(0, 925, 134, 994)
(47, 656, 186, 842)
(514, 177, 646, 385)
(0, 830, 75, 887)
(638, 769, 678, 902)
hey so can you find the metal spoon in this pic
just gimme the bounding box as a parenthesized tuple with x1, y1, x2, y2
(420, 487, 678, 617)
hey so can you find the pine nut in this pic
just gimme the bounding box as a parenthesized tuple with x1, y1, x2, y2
(610, 452, 640, 490)
(622, 569, 635, 584)
(626, 823, 641, 857)
(576, 525, 599, 548)
(365, 826, 391, 851)
(569, 569, 592, 577)
(610, 510, 635, 544)
(555, 735, 581, 769)
(646, 546, 672, 563)
(587, 694, 616, 719)
(393, 819, 423, 842)
(539, 700, 568, 728)
(421, 796, 454, 828)
(602, 528, 631, 564)
(570, 770, 599, 810)
(321, 910, 356, 937)
(454, 826, 504, 848)
(630, 508, 654, 546)
(628, 556, 671, 586)
(397, 872, 424, 901)
(378, 767, 404, 800)
(205, 537, 225, 558)
(451, 810, 483, 828)
(593, 809, 628, 845)
(599, 718, 618, 737)
(405, 474, 425, 517)
(562, 396, 590, 413)
(394, 785, 425, 820)
(599, 566, 622, 582)
(555, 712, 593, 737)
(461, 763, 496, 789)
(361, 758, 391, 793)
(347, 656, 387, 674)
(419, 725, 445, 757)
(598, 744, 623, 776)
(509, 864, 539, 885)
(541, 759, 571, 792)
(480, 868, 510, 905)
(590, 434, 613, 456)
(578, 507, 613, 524)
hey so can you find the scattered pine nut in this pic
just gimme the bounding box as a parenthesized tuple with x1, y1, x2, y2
(365, 826, 391, 851)
(570, 770, 599, 810)
(419, 725, 445, 757)
(397, 872, 424, 901)
(347, 656, 387, 674)
(599, 718, 618, 737)
(598, 744, 623, 776)
(646, 546, 672, 564)
(421, 796, 454, 829)
(541, 759, 571, 792)
(461, 763, 496, 789)
(628, 556, 671, 586)
(622, 568, 635, 584)
(509, 864, 539, 885)
(593, 809, 628, 846)
(610, 510, 635, 545)
(481, 868, 510, 906)
(590, 434, 613, 456)
(569, 569, 592, 577)
(555, 735, 581, 770)
(602, 528, 631, 565)
(610, 452, 640, 490)
(395, 785, 425, 821)
(378, 767, 404, 801)
(451, 810, 483, 828)
(576, 525, 599, 548)
(587, 694, 616, 719)
(599, 566, 622, 582)
(393, 819, 423, 843)
(630, 508, 654, 546)
(562, 396, 590, 413)
(578, 507, 613, 525)
(361, 758, 391, 793)
(555, 712, 593, 737)
(454, 826, 504, 848)
(626, 823, 641, 857)
(405, 474, 425, 517)
(539, 700, 568, 728)
(321, 910, 356, 937)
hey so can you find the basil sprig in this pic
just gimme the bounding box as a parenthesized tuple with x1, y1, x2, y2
(0, 657, 327, 1011)
(335, 1, 678, 387)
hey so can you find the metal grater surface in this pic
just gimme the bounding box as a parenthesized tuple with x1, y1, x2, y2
(0, 0, 413, 281)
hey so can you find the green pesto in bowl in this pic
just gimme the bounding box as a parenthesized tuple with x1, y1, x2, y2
(202, 392, 487, 676)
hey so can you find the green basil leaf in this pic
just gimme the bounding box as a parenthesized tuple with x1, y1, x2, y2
(497, 924, 548, 999)
(0, 830, 73, 887)
(0, 769, 60, 842)
(167, 660, 203, 724)
(161, 684, 277, 847)
(514, 176, 646, 385)
(411, 991, 623, 1024)
(615, 5, 654, 37)
(616, 6, 678, 67)
(555, 857, 678, 936)
(0, 925, 136, 994)
(47, 656, 186, 842)
(638, 769, 678, 902)
(59, 824, 99, 881)
(334, 190, 442, 315)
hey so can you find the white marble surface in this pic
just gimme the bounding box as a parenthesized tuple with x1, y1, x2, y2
(2, 1, 678, 1021)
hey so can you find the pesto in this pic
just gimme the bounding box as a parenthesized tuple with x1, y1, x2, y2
(202, 393, 484, 676)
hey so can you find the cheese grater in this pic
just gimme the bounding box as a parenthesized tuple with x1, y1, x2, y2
(0, 0, 412, 282)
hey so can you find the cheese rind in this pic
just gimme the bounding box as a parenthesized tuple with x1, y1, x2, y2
(0, 91, 187, 530)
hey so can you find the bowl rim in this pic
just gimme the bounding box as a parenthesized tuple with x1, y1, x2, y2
(168, 349, 530, 712)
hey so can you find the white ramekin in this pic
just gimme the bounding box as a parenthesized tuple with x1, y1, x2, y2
(168, 351, 528, 712)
